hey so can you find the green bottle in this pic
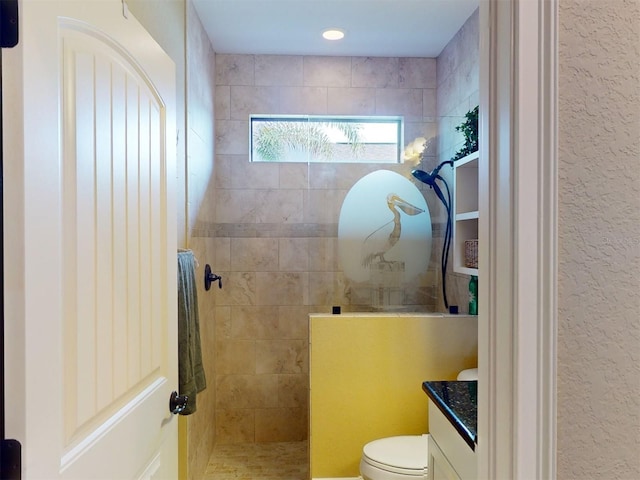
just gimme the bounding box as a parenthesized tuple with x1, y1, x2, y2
(468, 275, 478, 315)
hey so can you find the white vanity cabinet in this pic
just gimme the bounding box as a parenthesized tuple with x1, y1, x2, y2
(452, 150, 479, 275)
(427, 399, 477, 480)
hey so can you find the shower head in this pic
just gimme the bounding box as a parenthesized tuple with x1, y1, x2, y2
(412, 160, 454, 187)
(411, 168, 434, 185)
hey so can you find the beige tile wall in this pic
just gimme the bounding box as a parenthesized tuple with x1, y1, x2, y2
(435, 8, 480, 313)
(184, 2, 217, 478)
(201, 53, 445, 443)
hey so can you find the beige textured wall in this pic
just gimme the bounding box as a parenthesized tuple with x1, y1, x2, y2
(558, 0, 640, 477)
(205, 54, 443, 443)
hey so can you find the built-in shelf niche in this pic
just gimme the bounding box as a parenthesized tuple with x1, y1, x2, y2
(453, 150, 479, 275)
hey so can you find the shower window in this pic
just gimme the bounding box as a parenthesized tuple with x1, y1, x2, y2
(250, 115, 403, 163)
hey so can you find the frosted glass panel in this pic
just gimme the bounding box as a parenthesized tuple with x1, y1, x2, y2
(338, 170, 432, 310)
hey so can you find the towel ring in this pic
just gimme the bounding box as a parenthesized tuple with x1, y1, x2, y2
(204, 264, 222, 290)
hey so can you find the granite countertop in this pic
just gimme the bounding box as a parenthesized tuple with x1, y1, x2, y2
(422, 380, 477, 450)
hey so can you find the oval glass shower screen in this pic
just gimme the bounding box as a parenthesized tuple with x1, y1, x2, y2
(337, 169, 432, 288)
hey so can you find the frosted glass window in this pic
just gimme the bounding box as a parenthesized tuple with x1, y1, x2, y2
(250, 115, 403, 163)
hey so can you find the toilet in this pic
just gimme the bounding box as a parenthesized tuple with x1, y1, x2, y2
(360, 434, 429, 480)
(359, 368, 478, 479)
(456, 368, 478, 380)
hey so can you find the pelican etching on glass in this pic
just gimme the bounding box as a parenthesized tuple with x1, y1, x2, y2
(338, 169, 431, 290)
(361, 193, 426, 268)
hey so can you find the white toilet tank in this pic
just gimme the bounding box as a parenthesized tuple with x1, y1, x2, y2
(456, 368, 478, 380)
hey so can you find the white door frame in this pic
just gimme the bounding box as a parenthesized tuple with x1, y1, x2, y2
(479, 0, 558, 478)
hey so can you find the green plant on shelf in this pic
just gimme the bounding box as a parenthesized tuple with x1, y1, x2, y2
(451, 105, 479, 162)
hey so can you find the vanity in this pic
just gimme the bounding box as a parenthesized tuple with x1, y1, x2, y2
(423, 381, 477, 480)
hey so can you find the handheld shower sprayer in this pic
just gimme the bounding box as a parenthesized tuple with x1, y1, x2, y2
(412, 160, 454, 309)
(409, 106, 478, 311)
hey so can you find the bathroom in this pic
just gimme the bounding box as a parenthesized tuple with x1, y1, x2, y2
(4, 0, 635, 478)
(169, 0, 482, 478)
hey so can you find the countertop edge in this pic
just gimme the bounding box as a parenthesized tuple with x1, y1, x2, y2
(422, 381, 477, 451)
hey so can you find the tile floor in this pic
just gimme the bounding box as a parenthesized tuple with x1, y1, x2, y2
(204, 441, 309, 479)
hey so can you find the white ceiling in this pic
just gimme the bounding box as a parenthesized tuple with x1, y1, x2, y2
(192, 0, 479, 58)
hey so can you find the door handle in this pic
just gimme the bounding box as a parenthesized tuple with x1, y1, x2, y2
(169, 391, 188, 414)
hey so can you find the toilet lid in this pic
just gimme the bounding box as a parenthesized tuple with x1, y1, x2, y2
(362, 435, 428, 471)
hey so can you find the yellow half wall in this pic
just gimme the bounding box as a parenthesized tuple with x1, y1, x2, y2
(309, 313, 478, 478)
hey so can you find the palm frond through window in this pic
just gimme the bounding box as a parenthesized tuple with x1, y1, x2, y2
(250, 115, 403, 163)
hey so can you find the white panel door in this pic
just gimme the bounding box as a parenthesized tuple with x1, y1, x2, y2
(3, 0, 178, 478)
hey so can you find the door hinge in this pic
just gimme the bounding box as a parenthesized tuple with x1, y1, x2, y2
(0, 439, 20, 479)
(0, 0, 19, 48)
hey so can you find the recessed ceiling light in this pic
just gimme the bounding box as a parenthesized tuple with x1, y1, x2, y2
(322, 29, 345, 41)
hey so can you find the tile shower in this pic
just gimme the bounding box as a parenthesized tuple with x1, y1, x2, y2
(190, 7, 479, 448)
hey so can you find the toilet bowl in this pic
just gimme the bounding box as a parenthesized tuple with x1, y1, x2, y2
(359, 434, 429, 480)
